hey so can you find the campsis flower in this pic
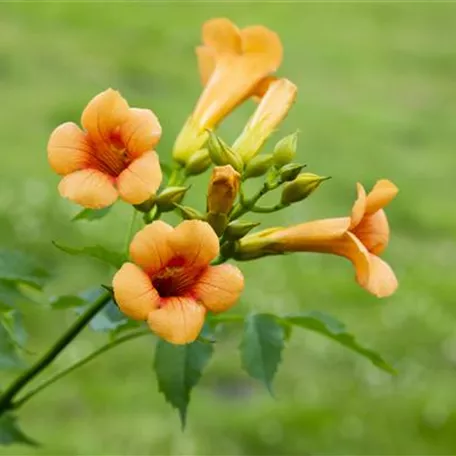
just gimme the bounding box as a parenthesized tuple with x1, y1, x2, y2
(48, 89, 162, 209)
(235, 180, 399, 298)
(173, 17, 283, 165)
(113, 220, 244, 344)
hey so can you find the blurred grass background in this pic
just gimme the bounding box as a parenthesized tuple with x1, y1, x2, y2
(1, 2, 456, 454)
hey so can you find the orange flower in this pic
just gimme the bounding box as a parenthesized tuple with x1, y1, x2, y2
(48, 89, 162, 209)
(112, 220, 244, 344)
(173, 18, 283, 164)
(236, 180, 399, 298)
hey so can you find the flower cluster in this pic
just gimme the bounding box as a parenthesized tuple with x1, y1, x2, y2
(48, 17, 398, 345)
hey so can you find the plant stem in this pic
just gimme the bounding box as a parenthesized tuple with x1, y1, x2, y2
(0, 291, 111, 413)
(124, 208, 138, 255)
(251, 203, 287, 214)
(12, 329, 150, 410)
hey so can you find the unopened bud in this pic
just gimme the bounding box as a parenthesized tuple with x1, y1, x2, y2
(244, 154, 274, 179)
(207, 165, 240, 215)
(225, 220, 261, 240)
(281, 173, 330, 205)
(279, 163, 305, 182)
(134, 195, 156, 213)
(174, 204, 204, 220)
(273, 132, 298, 167)
(156, 186, 189, 212)
(184, 148, 211, 176)
(207, 212, 228, 237)
(207, 131, 244, 173)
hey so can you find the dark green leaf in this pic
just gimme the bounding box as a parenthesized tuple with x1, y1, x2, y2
(283, 311, 395, 374)
(0, 250, 49, 289)
(240, 313, 285, 393)
(71, 206, 112, 222)
(50, 295, 86, 310)
(0, 312, 27, 370)
(154, 339, 213, 427)
(0, 413, 37, 446)
(52, 241, 124, 268)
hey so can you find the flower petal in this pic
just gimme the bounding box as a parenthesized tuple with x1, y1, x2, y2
(362, 254, 398, 298)
(113, 262, 160, 320)
(193, 264, 244, 313)
(81, 88, 129, 145)
(58, 169, 117, 209)
(202, 18, 241, 55)
(116, 151, 162, 205)
(120, 108, 162, 159)
(350, 183, 367, 229)
(129, 221, 175, 275)
(169, 220, 220, 269)
(147, 297, 206, 345)
(196, 45, 216, 86)
(352, 209, 390, 255)
(365, 179, 399, 215)
(48, 122, 92, 175)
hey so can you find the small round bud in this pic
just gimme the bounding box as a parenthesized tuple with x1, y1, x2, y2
(279, 163, 305, 182)
(156, 186, 189, 212)
(184, 148, 211, 176)
(281, 173, 330, 205)
(273, 132, 298, 167)
(225, 220, 261, 240)
(244, 154, 274, 179)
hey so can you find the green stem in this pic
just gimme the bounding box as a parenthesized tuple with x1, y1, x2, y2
(251, 203, 287, 214)
(12, 329, 150, 410)
(124, 209, 138, 255)
(168, 167, 182, 186)
(0, 291, 111, 413)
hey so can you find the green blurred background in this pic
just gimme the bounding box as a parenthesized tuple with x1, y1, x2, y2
(1, 2, 456, 454)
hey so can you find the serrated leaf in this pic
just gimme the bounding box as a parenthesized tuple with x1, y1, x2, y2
(50, 295, 86, 309)
(154, 339, 213, 427)
(0, 312, 27, 370)
(52, 241, 124, 268)
(0, 250, 49, 289)
(72, 206, 112, 222)
(284, 311, 395, 374)
(0, 413, 37, 446)
(240, 313, 285, 393)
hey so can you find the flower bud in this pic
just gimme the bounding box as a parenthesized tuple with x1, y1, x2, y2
(174, 204, 204, 220)
(244, 154, 274, 179)
(207, 165, 240, 215)
(206, 131, 244, 173)
(134, 195, 156, 213)
(281, 173, 330, 205)
(279, 163, 305, 182)
(156, 186, 189, 212)
(206, 212, 228, 237)
(184, 148, 211, 176)
(273, 131, 298, 167)
(225, 220, 261, 240)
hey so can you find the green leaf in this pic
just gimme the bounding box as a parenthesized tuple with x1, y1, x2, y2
(154, 339, 213, 427)
(0, 312, 27, 370)
(52, 241, 124, 268)
(240, 313, 285, 393)
(0, 250, 49, 289)
(0, 280, 29, 311)
(50, 295, 86, 309)
(283, 311, 395, 374)
(0, 413, 37, 446)
(71, 206, 112, 222)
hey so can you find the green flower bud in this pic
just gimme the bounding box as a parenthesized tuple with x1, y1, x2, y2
(206, 212, 228, 237)
(156, 186, 189, 212)
(206, 131, 244, 173)
(273, 131, 298, 167)
(184, 148, 212, 176)
(174, 204, 204, 220)
(281, 173, 330, 205)
(279, 163, 305, 182)
(225, 220, 261, 240)
(244, 154, 274, 179)
(133, 195, 156, 213)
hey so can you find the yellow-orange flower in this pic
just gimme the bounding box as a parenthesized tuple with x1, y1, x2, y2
(48, 89, 162, 209)
(236, 180, 399, 298)
(113, 220, 244, 344)
(207, 165, 240, 215)
(232, 78, 297, 162)
(173, 18, 283, 164)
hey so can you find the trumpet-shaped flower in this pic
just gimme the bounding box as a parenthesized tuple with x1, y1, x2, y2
(232, 78, 297, 162)
(113, 220, 244, 344)
(236, 180, 398, 298)
(48, 89, 162, 209)
(173, 18, 283, 164)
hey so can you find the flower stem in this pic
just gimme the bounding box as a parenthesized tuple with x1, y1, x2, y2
(0, 291, 112, 413)
(12, 329, 150, 410)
